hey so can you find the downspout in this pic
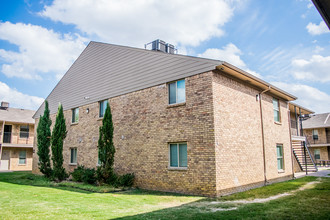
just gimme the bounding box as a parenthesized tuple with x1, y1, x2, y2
(259, 87, 270, 185)
(0, 120, 5, 163)
(288, 104, 295, 178)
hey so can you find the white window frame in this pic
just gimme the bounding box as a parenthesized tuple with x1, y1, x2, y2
(168, 142, 187, 169)
(276, 144, 284, 171)
(70, 148, 77, 165)
(72, 107, 79, 123)
(19, 150, 27, 165)
(168, 79, 185, 105)
(273, 98, 280, 123)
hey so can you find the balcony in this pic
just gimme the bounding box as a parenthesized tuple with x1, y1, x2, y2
(1, 131, 33, 147)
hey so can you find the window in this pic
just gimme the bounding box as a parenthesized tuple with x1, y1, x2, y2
(276, 144, 284, 171)
(312, 129, 318, 140)
(169, 143, 187, 168)
(19, 151, 26, 165)
(20, 125, 29, 139)
(99, 100, 108, 118)
(273, 98, 280, 122)
(169, 79, 185, 104)
(314, 149, 320, 160)
(72, 107, 79, 123)
(70, 148, 77, 164)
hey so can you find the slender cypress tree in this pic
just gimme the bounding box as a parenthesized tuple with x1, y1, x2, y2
(51, 103, 68, 181)
(37, 100, 52, 178)
(98, 102, 116, 184)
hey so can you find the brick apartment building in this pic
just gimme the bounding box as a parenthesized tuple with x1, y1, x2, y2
(0, 102, 35, 171)
(303, 113, 330, 165)
(33, 41, 297, 196)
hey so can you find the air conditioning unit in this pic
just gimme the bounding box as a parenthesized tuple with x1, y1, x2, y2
(166, 44, 175, 54)
(151, 39, 166, 52)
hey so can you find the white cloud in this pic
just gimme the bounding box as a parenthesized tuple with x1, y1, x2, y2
(198, 43, 261, 77)
(291, 55, 330, 82)
(39, 0, 236, 47)
(306, 21, 329, 35)
(272, 82, 330, 114)
(0, 22, 87, 80)
(307, 3, 313, 9)
(313, 45, 324, 53)
(0, 81, 44, 110)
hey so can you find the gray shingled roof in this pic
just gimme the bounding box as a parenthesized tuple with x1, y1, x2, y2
(302, 113, 330, 129)
(0, 108, 35, 124)
(34, 41, 223, 118)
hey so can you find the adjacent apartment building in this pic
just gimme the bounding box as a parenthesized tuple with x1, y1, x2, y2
(303, 113, 330, 165)
(289, 103, 318, 173)
(0, 102, 35, 171)
(33, 41, 297, 196)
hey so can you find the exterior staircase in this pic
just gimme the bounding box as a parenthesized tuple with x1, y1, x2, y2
(292, 138, 318, 172)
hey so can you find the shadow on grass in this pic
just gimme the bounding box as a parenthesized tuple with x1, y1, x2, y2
(114, 178, 330, 220)
(0, 171, 200, 197)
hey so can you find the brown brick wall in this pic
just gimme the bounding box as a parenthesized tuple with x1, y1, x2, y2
(309, 147, 329, 161)
(261, 94, 293, 180)
(32, 70, 294, 196)
(212, 72, 265, 196)
(33, 71, 217, 196)
(305, 128, 327, 145)
(0, 122, 34, 145)
(2, 147, 33, 171)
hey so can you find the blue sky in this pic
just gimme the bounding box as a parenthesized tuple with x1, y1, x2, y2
(0, 0, 329, 113)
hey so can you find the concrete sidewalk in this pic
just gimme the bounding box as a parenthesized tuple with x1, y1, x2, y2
(294, 167, 330, 178)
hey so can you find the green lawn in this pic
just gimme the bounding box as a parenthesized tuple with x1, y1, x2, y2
(0, 172, 329, 219)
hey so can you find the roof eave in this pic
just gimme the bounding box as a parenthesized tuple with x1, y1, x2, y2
(289, 102, 315, 115)
(216, 62, 297, 101)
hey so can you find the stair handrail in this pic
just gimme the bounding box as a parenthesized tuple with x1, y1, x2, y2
(304, 137, 318, 171)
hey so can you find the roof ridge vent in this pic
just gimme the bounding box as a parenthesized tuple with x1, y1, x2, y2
(145, 39, 177, 54)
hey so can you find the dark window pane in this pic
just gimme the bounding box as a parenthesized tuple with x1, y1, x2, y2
(170, 144, 178, 167)
(169, 82, 176, 104)
(179, 143, 187, 167)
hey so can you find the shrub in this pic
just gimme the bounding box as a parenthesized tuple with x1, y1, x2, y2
(71, 165, 84, 182)
(72, 165, 97, 185)
(118, 173, 135, 187)
(82, 168, 97, 184)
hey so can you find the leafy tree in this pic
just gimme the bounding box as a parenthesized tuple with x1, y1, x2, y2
(37, 100, 52, 178)
(51, 103, 68, 181)
(97, 102, 116, 184)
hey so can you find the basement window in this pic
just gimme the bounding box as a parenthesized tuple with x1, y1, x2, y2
(169, 79, 185, 105)
(273, 98, 280, 123)
(70, 148, 77, 164)
(169, 143, 187, 168)
(276, 144, 284, 171)
(99, 100, 108, 118)
(72, 107, 79, 123)
(20, 125, 29, 139)
(19, 151, 26, 165)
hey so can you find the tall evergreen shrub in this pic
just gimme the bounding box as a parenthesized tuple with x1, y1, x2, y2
(97, 102, 116, 184)
(51, 103, 68, 181)
(37, 100, 52, 178)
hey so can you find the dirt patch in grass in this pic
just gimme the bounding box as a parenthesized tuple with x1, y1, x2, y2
(190, 180, 321, 213)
